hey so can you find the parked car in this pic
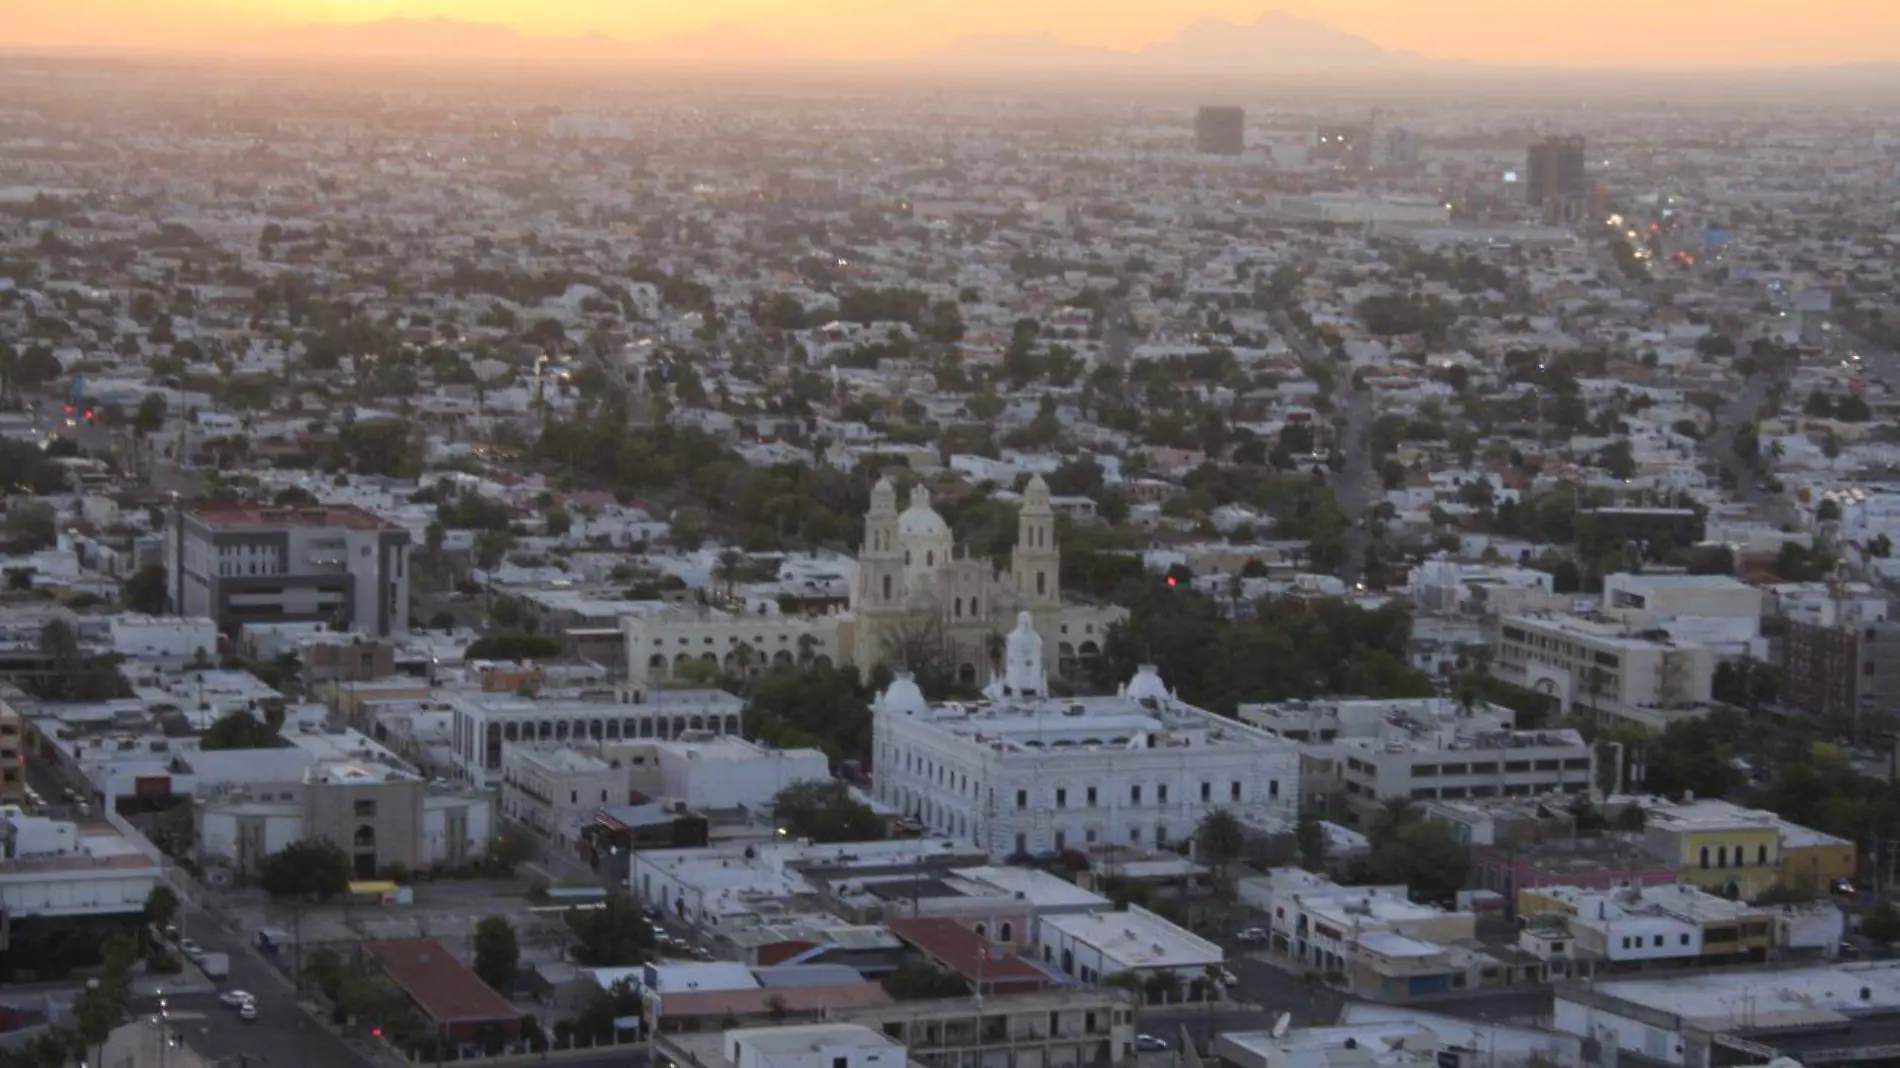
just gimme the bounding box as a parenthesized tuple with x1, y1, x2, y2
(219, 991, 256, 1009)
(178, 939, 205, 961)
(1236, 927, 1268, 944)
(1221, 969, 1239, 987)
(1136, 1035, 1169, 1052)
(238, 1002, 258, 1022)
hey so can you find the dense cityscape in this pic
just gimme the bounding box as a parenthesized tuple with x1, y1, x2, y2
(3, 43, 1900, 1068)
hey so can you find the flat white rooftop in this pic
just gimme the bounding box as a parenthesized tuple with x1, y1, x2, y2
(1569, 962, 1900, 1029)
(1042, 906, 1222, 969)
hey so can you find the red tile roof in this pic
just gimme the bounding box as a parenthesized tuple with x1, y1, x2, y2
(364, 939, 520, 1024)
(886, 917, 1052, 987)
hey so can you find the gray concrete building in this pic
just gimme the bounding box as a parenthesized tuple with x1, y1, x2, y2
(167, 503, 411, 637)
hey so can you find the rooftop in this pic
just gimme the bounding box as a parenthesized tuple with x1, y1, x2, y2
(1041, 905, 1222, 969)
(1568, 962, 1900, 1032)
(364, 939, 520, 1024)
(885, 916, 1056, 988)
(188, 502, 395, 532)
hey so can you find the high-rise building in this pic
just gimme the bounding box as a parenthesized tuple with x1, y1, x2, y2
(1194, 106, 1245, 156)
(1525, 135, 1588, 207)
(167, 503, 411, 637)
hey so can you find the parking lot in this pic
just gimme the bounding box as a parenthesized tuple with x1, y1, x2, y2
(217, 877, 589, 966)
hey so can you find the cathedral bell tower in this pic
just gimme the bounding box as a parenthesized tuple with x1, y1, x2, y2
(1012, 474, 1060, 614)
(853, 476, 908, 660)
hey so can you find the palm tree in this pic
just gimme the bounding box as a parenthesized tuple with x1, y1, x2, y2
(1367, 798, 1418, 846)
(715, 548, 744, 605)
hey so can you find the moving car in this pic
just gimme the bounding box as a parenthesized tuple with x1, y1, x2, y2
(178, 939, 205, 961)
(218, 991, 256, 1008)
(1136, 1035, 1169, 1052)
(1236, 927, 1268, 945)
(238, 1002, 258, 1022)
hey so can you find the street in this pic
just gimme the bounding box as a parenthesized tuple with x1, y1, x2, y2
(1271, 308, 1374, 586)
(134, 899, 384, 1068)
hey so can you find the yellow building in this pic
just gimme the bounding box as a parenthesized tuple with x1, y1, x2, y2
(1642, 798, 1784, 899)
(1776, 819, 1857, 895)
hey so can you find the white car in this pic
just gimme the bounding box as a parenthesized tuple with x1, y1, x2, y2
(238, 1002, 258, 1022)
(218, 991, 255, 1008)
(1136, 1035, 1169, 1052)
(1236, 927, 1268, 944)
(178, 939, 205, 961)
(1222, 969, 1239, 987)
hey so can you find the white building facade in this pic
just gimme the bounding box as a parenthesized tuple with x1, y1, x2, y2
(874, 616, 1301, 859)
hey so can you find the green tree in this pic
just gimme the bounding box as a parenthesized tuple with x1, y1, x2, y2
(1367, 818, 1470, 904)
(473, 916, 520, 993)
(881, 960, 973, 1000)
(143, 884, 180, 929)
(772, 780, 885, 844)
(201, 707, 284, 750)
(123, 563, 168, 614)
(1863, 901, 1900, 945)
(463, 632, 561, 662)
(132, 392, 169, 436)
(743, 664, 874, 763)
(74, 935, 136, 1062)
(1194, 809, 1246, 888)
(1295, 812, 1328, 872)
(258, 839, 351, 902)
(566, 891, 655, 967)
(486, 832, 537, 875)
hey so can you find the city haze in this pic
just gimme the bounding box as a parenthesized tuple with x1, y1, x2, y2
(7, 1, 1900, 69)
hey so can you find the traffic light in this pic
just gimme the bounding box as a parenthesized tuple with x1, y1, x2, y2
(371, 1027, 384, 1039)
(83, 408, 95, 422)
(1165, 575, 1177, 588)
(63, 404, 74, 416)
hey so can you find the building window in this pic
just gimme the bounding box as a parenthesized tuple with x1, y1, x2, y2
(1653, 935, 1664, 947)
(1269, 780, 1280, 799)
(1087, 786, 1098, 807)
(1056, 788, 1067, 809)
(1231, 782, 1241, 802)
(1158, 784, 1168, 804)
(354, 800, 377, 818)
(1700, 846, 1710, 869)
(1017, 790, 1028, 809)
(1131, 785, 1142, 804)
(1758, 845, 1768, 865)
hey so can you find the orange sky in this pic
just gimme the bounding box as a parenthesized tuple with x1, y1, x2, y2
(7, 0, 1900, 67)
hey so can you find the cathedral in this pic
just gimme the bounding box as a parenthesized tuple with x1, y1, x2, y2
(849, 474, 1066, 686)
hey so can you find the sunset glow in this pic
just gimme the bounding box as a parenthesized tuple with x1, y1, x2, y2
(6, 0, 1900, 67)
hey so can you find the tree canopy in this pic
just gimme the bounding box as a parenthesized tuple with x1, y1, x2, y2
(772, 780, 885, 844)
(258, 839, 351, 901)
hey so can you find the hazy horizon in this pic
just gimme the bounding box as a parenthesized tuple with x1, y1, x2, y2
(8, 1, 1900, 70)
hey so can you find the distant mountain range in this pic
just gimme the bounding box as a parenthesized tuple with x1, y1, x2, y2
(199, 11, 1897, 76)
(217, 17, 806, 65)
(922, 11, 1445, 72)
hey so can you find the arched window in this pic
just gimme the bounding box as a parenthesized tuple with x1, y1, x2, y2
(1000, 921, 1014, 942)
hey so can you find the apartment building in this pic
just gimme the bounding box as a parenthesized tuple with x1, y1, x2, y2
(447, 688, 743, 788)
(873, 621, 1300, 859)
(1491, 613, 1719, 731)
(1779, 590, 1900, 726)
(500, 745, 626, 850)
(0, 701, 22, 807)
(1515, 882, 1839, 973)
(837, 988, 1139, 1068)
(167, 503, 411, 636)
(196, 760, 491, 878)
(1239, 698, 1593, 825)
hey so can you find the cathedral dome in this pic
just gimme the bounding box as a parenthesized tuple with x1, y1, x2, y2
(899, 486, 950, 540)
(1126, 664, 1170, 704)
(879, 671, 929, 717)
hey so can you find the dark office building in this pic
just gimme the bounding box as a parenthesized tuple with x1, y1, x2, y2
(1195, 106, 1246, 155)
(1525, 135, 1588, 207)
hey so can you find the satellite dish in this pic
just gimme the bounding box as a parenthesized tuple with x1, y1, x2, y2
(1271, 1013, 1292, 1039)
